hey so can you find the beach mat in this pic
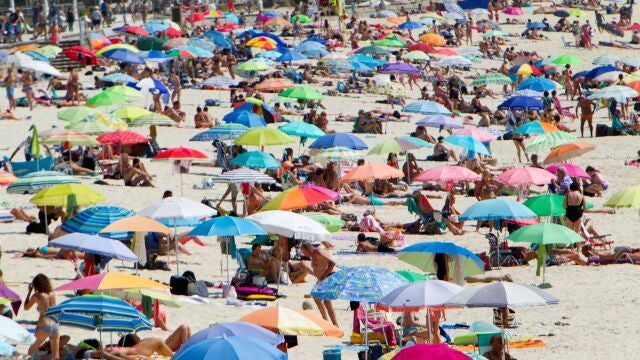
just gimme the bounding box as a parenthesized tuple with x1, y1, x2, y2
(454, 339, 546, 351)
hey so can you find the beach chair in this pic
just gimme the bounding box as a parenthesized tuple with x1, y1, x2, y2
(406, 197, 445, 235)
(581, 221, 614, 249)
(554, 99, 576, 121)
(352, 304, 398, 347)
(612, 116, 639, 135)
(486, 233, 520, 268)
(561, 36, 574, 47)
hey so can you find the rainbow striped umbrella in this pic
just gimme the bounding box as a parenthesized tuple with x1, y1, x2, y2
(61, 205, 134, 240)
(260, 185, 339, 211)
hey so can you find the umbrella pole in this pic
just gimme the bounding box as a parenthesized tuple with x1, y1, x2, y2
(226, 237, 231, 283)
(174, 219, 179, 275)
(44, 205, 49, 236)
(363, 302, 369, 360)
(427, 308, 432, 343)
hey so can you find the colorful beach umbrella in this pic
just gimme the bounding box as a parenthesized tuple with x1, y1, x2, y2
(340, 163, 404, 183)
(543, 142, 595, 164)
(190, 124, 249, 141)
(41, 132, 99, 146)
(153, 147, 208, 161)
(512, 120, 559, 135)
(230, 151, 281, 169)
(101, 215, 171, 234)
(247, 210, 329, 241)
(453, 128, 497, 142)
(223, 111, 266, 128)
(399, 242, 485, 277)
(416, 114, 463, 129)
(420, 33, 446, 46)
(213, 169, 276, 185)
(551, 54, 582, 65)
(61, 205, 133, 240)
(516, 77, 557, 92)
(0, 171, 17, 186)
(54, 273, 167, 292)
(129, 113, 175, 127)
(255, 78, 295, 92)
(355, 45, 391, 56)
(239, 305, 343, 337)
(49, 233, 138, 262)
(260, 185, 339, 211)
(404, 101, 452, 115)
(393, 344, 475, 360)
(233, 127, 295, 147)
(0, 316, 35, 344)
(525, 132, 578, 153)
(312, 266, 408, 302)
(498, 96, 543, 111)
(188, 216, 266, 237)
(545, 163, 589, 179)
(375, 35, 407, 48)
(445, 282, 559, 308)
(508, 222, 584, 246)
(309, 133, 367, 150)
(470, 72, 513, 86)
(64, 120, 114, 134)
(183, 323, 283, 348)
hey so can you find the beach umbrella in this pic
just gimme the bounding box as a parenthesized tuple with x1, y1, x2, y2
(399, 242, 485, 278)
(291, 14, 311, 23)
(202, 75, 239, 88)
(470, 73, 512, 86)
(604, 185, 640, 209)
(395, 271, 426, 283)
(104, 85, 144, 98)
(112, 107, 151, 120)
(278, 85, 324, 101)
(189, 216, 266, 237)
(7, 171, 80, 194)
(504, 7, 524, 15)
(142, 50, 171, 62)
(398, 21, 423, 30)
(444, 135, 490, 156)
(453, 128, 497, 142)
(183, 323, 283, 348)
(498, 96, 543, 111)
(377, 280, 464, 311)
(592, 54, 621, 66)
(523, 194, 566, 216)
(247, 210, 330, 241)
(349, 54, 388, 67)
(314, 147, 362, 161)
(187, 37, 215, 52)
(236, 60, 272, 72)
(0, 284, 21, 317)
(213, 168, 276, 185)
(368, 82, 408, 98)
(30, 184, 105, 208)
(304, 213, 344, 233)
(516, 77, 557, 92)
(101, 49, 145, 64)
(102, 73, 137, 83)
(162, 37, 189, 49)
(340, 163, 404, 183)
(172, 45, 214, 58)
(355, 45, 391, 56)
(415, 114, 463, 129)
(312, 266, 408, 302)
(41, 132, 99, 146)
(190, 124, 249, 141)
(0, 171, 16, 186)
(482, 30, 509, 38)
(545, 163, 589, 179)
(375, 35, 407, 48)
(247, 36, 277, 50)
(230, 151, 280, 169)
(459, 198, 538, 221)
(437, 56, 473, 67)
(393, 344, 470, 360)
(49, 233, 138, 262)
(527, 21, 546, 29)
(402, 51, 430, 61)
(17, 60, 61, 76)
(54, 273, 167, 292)
(119, 25, 150, 37)
(61, 205, 133, 240)
(278, 122, 325, 139)
(294, 40, 326, 52)
(407, 43, 438, 54)
(223, 111, 266, 128)
(40, 44, 63, 57)
(496, 167, 555, 186)
(265, 18, 291, 27)
(134, 78, 169, 94)
(585, 65, 620, 79)
(101, 215, 171, 234)
(135, 37, 165, 51)
(129, 113, 175, 127)
(166, 48, 196, 59)
(551, 55, 582, 65)
(275, 50, 307, 63)
(173, 336, 286, 360)
(543, 142, 595, 164)
(445, 282, 559, 308)
(86, 91, 128, 107)
(414, 165, 481, 183)
(97, 130, 148, 145)
(260, 185, 339, 211)
(233, 127, 295, 147)
(420, 33, 446, 46)
(512, 121, 559, 135)
(96, 44, 140, 56)
(239, 305, 343, 337)
(57, 106, 99, 122)
(309, 133, 367, 150)
(508, 222, 583, 246)
(588, 85, 638, 100)
(255, 78, 295, 92)
(525, 132, 578, 153)
(553, 9, 569, 17)
(380, 62, 419, 74)
(0, 316, 35, 344)
(367, 138, 427, 156)
(404, 100, 452, 115)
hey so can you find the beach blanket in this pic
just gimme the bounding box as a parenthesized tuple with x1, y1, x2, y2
(335, 251, 397, 256)
(453, 339, 546, 351)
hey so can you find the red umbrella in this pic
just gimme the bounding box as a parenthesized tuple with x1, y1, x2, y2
(627, 23, 640, 31)
(97, 130, 148, 145)
(408, 43, 438, 54)
(165, 27, 182, 38)
(152, 147, 208, 160)
(217, 23, 243, 32)
(63, 46, 98, 65)
(185, 12, 205, 22)
(414, 165, 481, 183)
(496, 167, 555, 186)
(122, 25, 150, 37)
(435, 48, 459, 56)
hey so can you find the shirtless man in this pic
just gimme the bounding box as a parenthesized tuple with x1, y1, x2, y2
(67, 67, 79, 102)
(169, 71, 180, 103)
(300, 241, 338, 326)
(95, 326, 191, 359)
(575, 95, 595, 137)
(247, 244, 279, 281)
(224, 49, 236, 80)
(20, 70, 35, 110)
(4, 68, 16, 110)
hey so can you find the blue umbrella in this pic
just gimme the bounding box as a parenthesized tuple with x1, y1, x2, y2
(403, 100, 452, 115)
(190, 124, 249, 141)
(398, 241, 485, 277)
(586, 65, 620, 79)
(512, 121, 547, 135)
(527, 21, 546, 29)
(294, 41, 326, 52)
(311, 266, 408, 302)
(223, 111, 267, 128)
(276, 50, 307, 63)
(235, 102, 276, 123)
(349, 61, 374, 73)
(202, 75, 239, 88)
(61, 206, 133, 240)
(225, 13, 240, 24)
(103, 73, 137, 83)
(458, 198, 538, 221)
(300, 48, 328, 58)
(305, 36, 327, 44)
(498, 96, 543, 111)
(444, 135, 491, 155)
(278, 122, 325, 138)
(101, 49, 146, 64)
(516, 77, 557, 91)
(203, 30, 235, 49)
(309, 133, 368, 150)
(143, 50, 170, 62)
(256, 50, 283, 59)
(416, 114, 464, 129)
(142, 20, 171, 32)
(398, 21, 423, 30)
(189, 216, 266, 237)
(182, 323, 284, 349)
(348, 54, 388, 67)
(130, 78, 169, 94)
(380, 62, 420, 74)
(49, 233, 139, 262)
(230, 151, 281, 169)
(355, 45, 391, 56)
(173, 336, 287, 360)
(188, 37, 216, 52)
(24, 50, 51, 62)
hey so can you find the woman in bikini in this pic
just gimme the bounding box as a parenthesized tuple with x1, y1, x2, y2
(24, 274, 59, 359)
(20, 70, 35, 111)
(564, 182, 586, 236)
(583, 166, 608, 197)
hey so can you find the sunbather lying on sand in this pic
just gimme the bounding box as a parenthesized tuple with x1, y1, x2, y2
(582, 244, 640, 265)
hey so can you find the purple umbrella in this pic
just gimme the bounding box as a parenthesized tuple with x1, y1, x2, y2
(416, 114, 464, 129)
(182, 322, 284, 349)
(380, 62, 420, 74)
(0, 284, 22, 315)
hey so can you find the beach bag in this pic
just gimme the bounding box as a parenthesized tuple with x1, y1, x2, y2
(204, 99, 220, 106)
(231, 269, 253, 288)
(595, 124, 609, 137)
(187, 280, 209, 297)
(169, 275, 190, 295)
(236, 286, 277, 296)
(16, 97, 28, 107)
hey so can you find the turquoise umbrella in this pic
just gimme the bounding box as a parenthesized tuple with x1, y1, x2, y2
(230, 151, 281, 169)
(311, 266, 408, 302)
(459, 199, 538, 221)
(7, 170, 80, 194)
(278, 121, 325, 138)
(61, 205, 134, 240)
(399, 242, 485, 277)
(444, 135, 491, 156)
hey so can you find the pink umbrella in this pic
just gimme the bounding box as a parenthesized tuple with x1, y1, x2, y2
(256, 14, 273, 22)
(504, 7, 524, 15)
(545, 163, 589, 179)
(453, 128, 497, 142)
(414, 165, 481, 183)
(393, 344, 470, 360)
(496, 167, 555, 186)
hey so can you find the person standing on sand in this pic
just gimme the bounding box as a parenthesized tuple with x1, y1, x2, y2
(20, 70, 34, 111)
(169, 71, 180, 104)
(576, 95, 595, 137)
(4, 68, 16, 110)
(24, 274, 59, 359)
(300, 241, 339, 327)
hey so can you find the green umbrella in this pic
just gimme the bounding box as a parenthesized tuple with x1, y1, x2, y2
(395, 270, 427, 283)
(551, 55, 582, 65)
(86, 92, 128, 107)
(233, 127, 295, 147)
(236, 61, 271, 72)
(57, 106, 99, 122)
(604, 185, 640, 209)
(374, 35, 407, 48)
(402, 50, 430, 61)
(136, 37, 166, 51)
(64, 120, 114, 134)
(483, 30, 508, 38)
(129, 113, 175, 127)
(525, 132, 578, 153)
(278, 85, 324, 101)
(113, 107, 151, 119)
(523, 194, 593, 216)
(291, 14, 311, 23)
(303, 213, 345, 233)
(105, 85, 144, 98)
(470, 73, 513, 86)
(568, 8, 585, 17)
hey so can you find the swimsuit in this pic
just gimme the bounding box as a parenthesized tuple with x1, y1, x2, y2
(6, 86, 14, 97)
(565, 201, 584, 222)
(37, 321, 59, 336)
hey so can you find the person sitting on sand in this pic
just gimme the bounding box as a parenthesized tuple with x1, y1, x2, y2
(193, 106, 214, 128)
(583, 166, 608, 197)
(442, 193, 465, 235)
(427, 137, 458, 162)
(247, 244, 281, 282)
(483, 334, 513, 360)
(162, 101, 186, 126)
(121, 155, 155, 187)
(402, 153, 422, 182)
(356, 232, 395, 253)
(413, 125, 436, 144)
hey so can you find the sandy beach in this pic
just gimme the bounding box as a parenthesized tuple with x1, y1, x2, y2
(1, 4, 640, 359)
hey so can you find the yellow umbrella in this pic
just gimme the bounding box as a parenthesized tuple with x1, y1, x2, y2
(420, 33, 446, 46)
(101, 215, 171, 233)
(247, 36, 277, 50)
(96, 44, 140, 56)
(113, 107, 151, 119)
(30, 184, 106, 208)
(54, 272, 168, 291)
(265, 18, 292, 27)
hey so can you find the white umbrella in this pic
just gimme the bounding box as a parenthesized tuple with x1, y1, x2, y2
(588, 85, 639, 100)
(437, 56, 473, 68)
(0, 316, 35, 345)
(247, 210, 330, 241)
(3, 52, 32, 66)
(468, 8, 490, 16)
(377, 280, 464, 310)
(138, 197, 216, 273)
(213, 168, 276, 184)
(445, 282, 559, 308)
(49, 233, 139, 262)
(592, 54, 621, 66)
(20, 60, 61, 77)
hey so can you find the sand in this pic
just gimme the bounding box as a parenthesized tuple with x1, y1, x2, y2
(1, 5, 640, 359)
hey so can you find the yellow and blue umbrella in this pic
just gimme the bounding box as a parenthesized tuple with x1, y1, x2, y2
(311, 266, 408, 302)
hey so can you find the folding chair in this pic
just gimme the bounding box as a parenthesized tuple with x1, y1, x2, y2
(561, 36, 574, 47)
(486, 233, 520, 268)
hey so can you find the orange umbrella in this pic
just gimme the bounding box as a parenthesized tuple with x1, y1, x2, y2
(629, 80, 640, 93)
(255, 78, 295, 92)
(420, 33, 446, 46)
(101, 215, 171, 233)
(247, 36, 277, 50)
(265, 18, 292, 27)
(340, 163, 404, 183)
(11, 44, 40, 53)
(0, 170, 17, 185)
(540, 122, 560, 133)
(543, 142, 596, 165)
(239, 305, 344, 337)
(387, 17, 405, 24)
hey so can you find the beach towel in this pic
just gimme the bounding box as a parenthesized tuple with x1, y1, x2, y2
(454, 339, 546, 351)
(335, 251, 397, 256)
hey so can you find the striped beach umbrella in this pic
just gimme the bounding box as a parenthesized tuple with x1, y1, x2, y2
(239, 305, 343, 337)
(213, 168, 276, 184)
(64, 120, 114, 134)
(403, 100, 452, 115)
(592, 54, 621, 66)
(7, 171, 80, 194)
(368, 82, 408, 97)
(201, 75, 239, 88)
(416, 114, 464, 129)
(313, 147, 362, 162)
(129, 113, 174, 127)
(525, 132, 579, 153)
(190, 124, 248, 141)
(61, 205, 134, 240)
(470, 72, 512, 86)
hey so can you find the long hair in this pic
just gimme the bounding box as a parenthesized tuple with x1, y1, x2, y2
(32, 273, 52, 293)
